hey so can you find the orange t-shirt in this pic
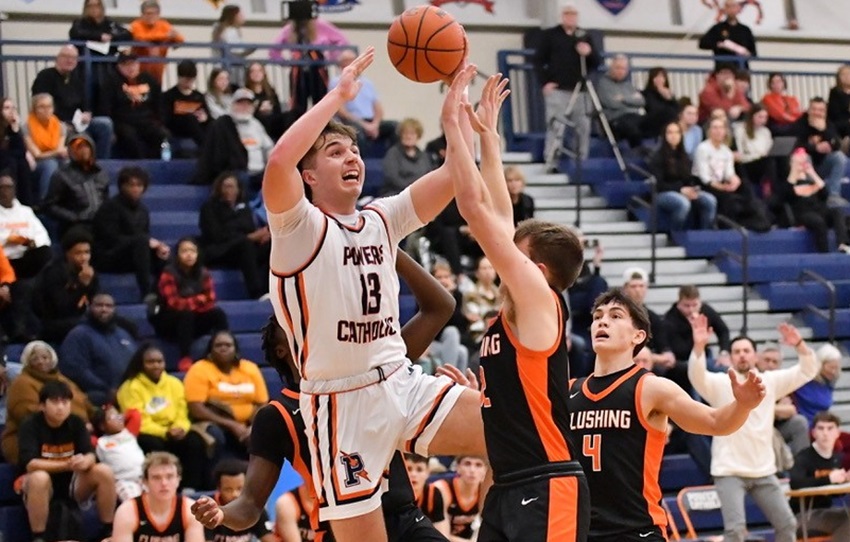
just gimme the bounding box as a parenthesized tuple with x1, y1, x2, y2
(129, 19, 184, 84)
(183, 359, 269, 424)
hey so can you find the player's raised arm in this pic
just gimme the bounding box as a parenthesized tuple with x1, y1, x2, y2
(397, 250, 456, 360)
(263, 47, 376, 214)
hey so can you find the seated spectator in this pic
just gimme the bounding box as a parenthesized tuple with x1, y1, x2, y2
(429, 260, 472, 371)
(184, 330, 269, 458)
(679, 102, 704, 158)
(101, 51, 167, 159)
(793, 344, 844, 427)
(244, 61, 287, 140)
(205, 459, 275, 542)
(31, 44, 114, 160)
(129, 0, 184, 85)
(43, 133, 108, 236)
(693, 117, 771, 232)
(643, 66, 680, 139)
(426, 131, 447, 167)
(761, 72, 802, 136)
(0, 245, 36, 342)
(698, 65, 751, 123)
(211, 5, 255, 86)
(0, 171, 52, 279)
(794, 97, 848, 205)
(828, 64, 850, 141)
(663, 284, 731, 394)
(777, 149, 850, 253)
(1, 340, 93, 465)
(505, 165, 535, 226)
(759, 343, 811, 456)
(0, 98, 34, 205)
(424, 201, 480, 276)
(331, 49, 397, 158)
(161, 60, 209, 151)
(434, 456, 487, 541)
(733, 104, 776, 191)
(650, 120, 717, 231)
(565, 233, 608, 378)
(789, 411, 850, 540)
(17, 380, 116, 542)
(463, 256, 501, 346)
(92, 166, 170, 299)
(198, 172, 269, 300)
(91, 404, 145, 502)
(22, 93, 67, 202)
(622, 267, 676, 370)
(33, 227, 99, 343)
(68, 0, 132, 104)
(735, 70, 754, 106)
(116, 342, 211, 491)
(151, 237, 229, 370)
(58, 293, 136, 407)
(597, 54, 651, 152)
(404, 453, 450, 536)
(381, 117, 432, 197)
(205, 67, 235, 120)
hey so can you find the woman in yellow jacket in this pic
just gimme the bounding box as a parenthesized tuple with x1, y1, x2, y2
(116, 342, 211, 490)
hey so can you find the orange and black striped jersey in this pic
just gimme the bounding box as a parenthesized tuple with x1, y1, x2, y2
(478, 290, 576, 477)
(567, 365, 667, 538)
(415, 481, 445, 525)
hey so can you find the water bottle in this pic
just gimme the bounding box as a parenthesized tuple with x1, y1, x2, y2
(160, 139, 172, 162)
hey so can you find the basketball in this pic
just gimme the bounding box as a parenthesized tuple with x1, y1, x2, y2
(387, 5, 467, 84)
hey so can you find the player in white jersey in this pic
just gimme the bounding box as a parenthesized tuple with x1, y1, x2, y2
(262, 47, 485, 542)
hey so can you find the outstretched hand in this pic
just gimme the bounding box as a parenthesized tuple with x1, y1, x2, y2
(729, 369, 765, 410)
(334, 47, 375, 102)
(778, 322, 803, 348)
(190, 495, 224, 529)
(436, 364, 480, 391)
(464, 73, 510, 135)
(689, 313, 713, 352)
(440, 64, 478, 129)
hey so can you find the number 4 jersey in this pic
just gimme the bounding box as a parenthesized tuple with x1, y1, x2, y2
(567, 365, 668, 539)
(268, 194, 422, 382)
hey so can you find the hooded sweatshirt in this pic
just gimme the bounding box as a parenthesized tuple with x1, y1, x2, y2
(44, 133, 109, 225)
(116, 372, 192, 439)
(0, 198, 51, 259)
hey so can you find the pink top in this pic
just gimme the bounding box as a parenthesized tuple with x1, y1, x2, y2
(269, 18, 349, 62)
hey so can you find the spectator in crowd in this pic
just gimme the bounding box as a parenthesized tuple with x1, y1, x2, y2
(31, 44, 114, 160)
(152, 237, 229, 370)
(664, 284, 731, 393)
(116, 343, 211, 491)
(91, 403, 145, 502)
(434, 456, 487, 541)
(111, 452, 205, 542)
(162, 60, 209, 152)
(33, 227, 99, 343)
(650, 120, 718, 231)
(0, 172, 52, 279)
(689, 324, 818, 542)
(43, 133, 108, 236)
(505, 165, 535, 226)
(462, 256, 501, 347)
(621, 267, 676, 369)
(425, 131, 447, 168)
(0, 99, 33, 204)
(794, 97, 849, 205)
(598, 54, 651, 152)
(425, 200, 480, 276)
(330, 49, 398, 158)
(271, 15, 350, 120)
(698, 65, 751, 123)
(211, 5, 255, 86)
(198, 171, 270, 300)
(643, 66, 681, 139)
(759, 343, 811, 456)
(761, 72, 802, 136)
(534, 1, 600, 164)
(789, 411, 850, 540)
(69, 0, 132, 97)
(58, 293, 136, 406)
(429, 260, 473, 371)
(205, 459, 275, 542)
(0, 245, 35, 342)
(17, 379, 116, 542)
(698, 0, 757, 69)
(735, 70, 754, 106)
(92, 166, 169, 299)
(205, 67, 236, 120)
(381, 117, 433, 197)
(244, 61, 287, 140)
(1, 340, 93, 465)
(733, 104, 776, 191)
(827, 64, 850, 141)
(184, 330, 269, 458)
(792, 344, 844, 427)
(679, 102, 704, 157)
(693, 117, 771, 232)
(565, 232, 607, 378)
(404, 453, 450, 536)
(22, 93, 67, 202)
(129, 0, 185, 85)
(101, 51, 167, 159)
(778, 148, 850, 253)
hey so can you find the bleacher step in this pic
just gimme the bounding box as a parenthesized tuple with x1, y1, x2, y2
(602, 272, 728, 287)
(535, 196, 608, 210)
(603, 246, 686, 260)
(523, 185, 593, 198)
(602, 260, 715, 277)
(646, 299, 769, 315)
(536, 208, 629, 224)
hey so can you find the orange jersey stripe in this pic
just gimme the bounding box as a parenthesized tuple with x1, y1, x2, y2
(548, 475, 578, 541)
(310, 395, 326, 506)
(405, 382, 454, 453)
(328, 393, 378, 502)
(581, 365, 642, 402)
(516, 355, 571, 462)
(296, 274, 310, 379)
(635, 375, 669, 534)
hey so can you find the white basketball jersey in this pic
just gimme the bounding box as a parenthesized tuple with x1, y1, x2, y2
(270, 204, 409, 382)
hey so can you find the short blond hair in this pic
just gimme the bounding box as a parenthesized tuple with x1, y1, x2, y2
(143, 451, 182, 479)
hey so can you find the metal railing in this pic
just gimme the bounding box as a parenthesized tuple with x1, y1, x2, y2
(626, 162, 658, 284)
(798, 269, 837, 344)
(716, 215, 750, 334)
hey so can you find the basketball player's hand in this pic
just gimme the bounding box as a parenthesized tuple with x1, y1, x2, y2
(689, 314, 713, 354)
(464, 73, 510, 136)
(334, 46, 374, 102)
(440, 64, 477, 128)
(729, 369, 765, 410)
(436, 364, 479, 391)
(191, 496, 225, 529)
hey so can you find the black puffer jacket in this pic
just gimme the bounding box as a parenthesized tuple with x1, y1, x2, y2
(44, 134, 109, 229)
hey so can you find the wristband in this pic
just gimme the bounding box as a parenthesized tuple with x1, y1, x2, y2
(794, 338, 804, 347)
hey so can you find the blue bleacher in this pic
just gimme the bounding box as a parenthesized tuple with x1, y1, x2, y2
(756, 280, 850, 311)
(715, 253, 850, 284)
(672, 229, 823, 259)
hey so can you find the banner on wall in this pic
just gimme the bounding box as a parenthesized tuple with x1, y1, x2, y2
(411, 0, 537, 26)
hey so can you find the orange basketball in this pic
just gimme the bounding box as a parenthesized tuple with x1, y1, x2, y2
(387, 5, 467, 84)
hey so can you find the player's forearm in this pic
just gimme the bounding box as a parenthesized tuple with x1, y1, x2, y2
(704, 400, 750, 436)
(267, 87, 348, 169)
(478, 131, 513, 226)
(221, 495, 264, 531)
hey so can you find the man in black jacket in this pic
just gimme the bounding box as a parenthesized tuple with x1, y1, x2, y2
(698, 0, 757, 70)
(793, 97, 849, 206)
(621, 267, 675, 371)
(192, 111, 248, 186)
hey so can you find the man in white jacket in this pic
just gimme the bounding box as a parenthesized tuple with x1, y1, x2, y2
(688, 320, 819, 542)
(0, 172, 52, 280)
